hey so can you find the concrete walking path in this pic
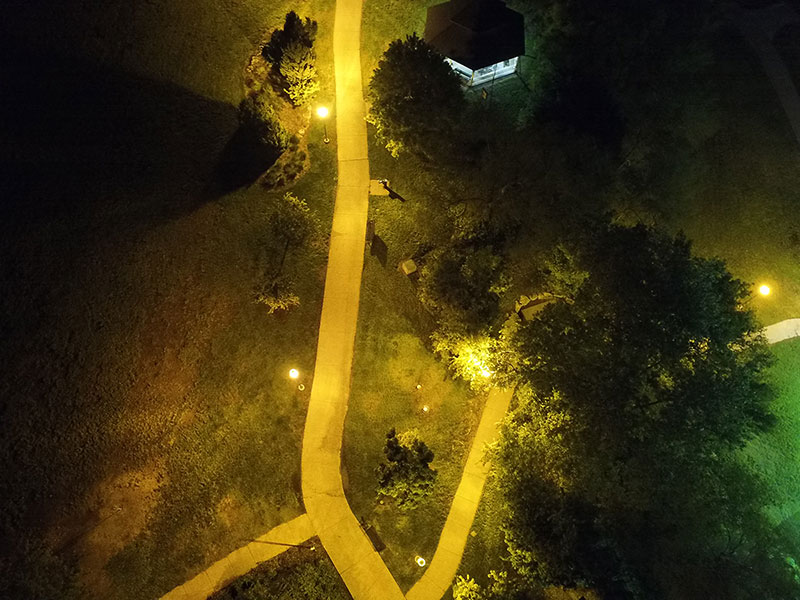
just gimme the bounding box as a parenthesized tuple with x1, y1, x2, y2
(159, 514, 314, 600)
(406, 388, 513, 600)
(300, 0, 405, 596)
(765, 318, 800, 344)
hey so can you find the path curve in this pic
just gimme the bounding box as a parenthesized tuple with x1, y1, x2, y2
(299, 0, 405, 597)
(406, 388, 512, 600)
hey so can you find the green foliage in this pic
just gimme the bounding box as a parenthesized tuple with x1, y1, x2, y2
(268, 192, 316, 249)
(367, 33, 464, 157)
(263, 11, 318, 66)
(256, 192, 318, 314)
(264, 12, 319, 106)
(280, 40, 320, 106)
(419, 244, 508, 334)
(492, 222, 799, 599)
(212, 547, 348, 600)
(254, 274, 301, 314)
(376, 428, 437, 510)
(239, 93, 289, 154)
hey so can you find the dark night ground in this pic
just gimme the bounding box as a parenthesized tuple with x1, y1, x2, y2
(0, 1, 335, 598)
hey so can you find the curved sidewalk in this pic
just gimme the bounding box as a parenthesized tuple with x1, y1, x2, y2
(299, 0, 405, 596)
(159, 514, 314, 600)
(406, 388, 512, 600)
(765, 318, 800, 344)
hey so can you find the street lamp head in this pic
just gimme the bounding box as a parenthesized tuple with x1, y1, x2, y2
(316, 106, 329, 118)
(289, 368, 300, 379)
(759, 284, 771, 296)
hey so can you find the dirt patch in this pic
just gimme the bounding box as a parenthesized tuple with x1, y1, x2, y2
(77, 464, 165, 598)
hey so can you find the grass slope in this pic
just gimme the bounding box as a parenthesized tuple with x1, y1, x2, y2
(0, 0, 335, 598)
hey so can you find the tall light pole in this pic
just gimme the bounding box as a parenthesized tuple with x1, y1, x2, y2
(316, 105, 330, 144)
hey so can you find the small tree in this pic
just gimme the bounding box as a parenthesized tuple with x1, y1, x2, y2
(280, 40, 320, 106)
(376, 429, 436, 510)
(367, 34, 464, 157)
(263, 11, 317, 65)
(256, 193, 317, 314)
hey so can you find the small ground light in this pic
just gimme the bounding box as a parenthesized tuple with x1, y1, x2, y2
(416, 384, 422, 390)
(759, 284, 771, 296)
(415, 555, 426, 567)
(298, 383, 305, 391)
(422, 405, 429, 413)
(289, 368, 299, 379)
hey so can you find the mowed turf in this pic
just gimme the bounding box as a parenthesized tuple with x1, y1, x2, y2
(650, 25, 800, 327)
(0, 0, 335, 598)
(742, 338, 800, 538)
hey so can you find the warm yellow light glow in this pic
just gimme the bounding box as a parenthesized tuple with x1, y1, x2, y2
(316, 106, 329, 118)
(759, 284, 771, 296)
(415, 555, 426, 567)
(422, 405, 429, 412)
(289, 368, 300, 379)
(480, 368, 492, 378)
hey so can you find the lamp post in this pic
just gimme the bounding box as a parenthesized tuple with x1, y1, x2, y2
(316, 105, 330, 144)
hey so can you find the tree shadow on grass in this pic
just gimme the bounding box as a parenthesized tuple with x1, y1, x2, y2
(0, 41, 242, 227)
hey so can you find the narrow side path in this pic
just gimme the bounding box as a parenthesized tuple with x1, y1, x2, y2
(406, 388, 513, 600)
(300, 0, 405, 596)
(159, 514, 314, 600)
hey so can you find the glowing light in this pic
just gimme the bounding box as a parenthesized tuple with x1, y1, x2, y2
(415, 555, 426, 567)
(416, 384, 422, 390)
(759, 284, 771, 296)
(480, 368, 492, 378)
(289, 368, 300, 379)
(316, 106, 329, 118)
(422, 405, 429, 412)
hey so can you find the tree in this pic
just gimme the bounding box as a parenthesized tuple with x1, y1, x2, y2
(263, 11, 317, 66)
(255, 193, 317, 314)
(376, 429, 437, 510)
(367, 34, 464, 157)
(491, 222, 798, 599)
(419, 244, 508, 334)
(279, 40, 319, 106)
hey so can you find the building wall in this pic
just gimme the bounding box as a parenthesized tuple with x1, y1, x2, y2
(446, 56, 519, 86)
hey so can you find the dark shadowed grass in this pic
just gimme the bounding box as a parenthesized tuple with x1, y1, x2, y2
(0, 0, 337, 597)
(627, 25, 800, 326)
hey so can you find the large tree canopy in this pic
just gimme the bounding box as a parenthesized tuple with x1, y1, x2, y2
(491, 223, 798, 599)
(367, 34, 464, 157)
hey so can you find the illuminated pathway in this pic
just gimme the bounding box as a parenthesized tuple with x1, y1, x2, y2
(159, 515, 314, 600)
(299, 0, 405, 596)
(764, 318, 800, 344)
(406, 387, 512, 600)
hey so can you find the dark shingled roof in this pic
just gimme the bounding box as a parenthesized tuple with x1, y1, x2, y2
(424, 0, 525, 71)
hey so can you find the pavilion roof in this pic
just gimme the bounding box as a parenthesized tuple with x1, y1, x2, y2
(424, 0, 525, 71)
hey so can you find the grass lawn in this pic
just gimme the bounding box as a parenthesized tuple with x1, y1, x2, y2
(636, 24, 800, 327)
(341, 138, 486, 591)
(209, 539, 352, 600)
(0, 0, 336, 598)
(743, 338, 800, 529)
(775, 22, 800, 92)
(360, 0, 430, 85)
